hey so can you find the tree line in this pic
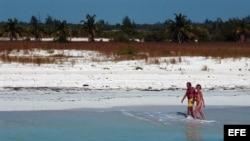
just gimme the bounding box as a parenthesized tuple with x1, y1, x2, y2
(0, 13, 249, 43)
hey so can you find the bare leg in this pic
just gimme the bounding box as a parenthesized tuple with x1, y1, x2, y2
(194, 108, 198, 120)
(194, 103, 202, 120)
(199, 110, 205, 120)
(187, 107, 193, 117)
(190, 107, 194, 118)
(194, 109, 197, 120)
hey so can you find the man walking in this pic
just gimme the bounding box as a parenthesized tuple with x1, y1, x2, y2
(181, 82, 195, 118)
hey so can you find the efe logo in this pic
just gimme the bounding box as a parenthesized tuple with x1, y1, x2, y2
(224, 125, 249, 141)
(228, 129, 246, 136)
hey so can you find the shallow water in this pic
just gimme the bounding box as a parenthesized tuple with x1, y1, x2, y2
(1, 106, 249, 141)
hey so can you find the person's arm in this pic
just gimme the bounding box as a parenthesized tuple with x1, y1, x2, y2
(193, 91, 196, 102)
(201, 92, 205, 107)
(181, 94, 187, 103)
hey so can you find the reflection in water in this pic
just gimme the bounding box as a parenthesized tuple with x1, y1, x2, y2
(185, 122, 203, 141)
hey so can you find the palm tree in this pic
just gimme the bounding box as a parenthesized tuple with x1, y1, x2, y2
(30, 16, 43, 41)
(2, 19, 22, 41)
(44, 15, 55, 36)
(211, 18, 224, 41)
(121, 16, 137, 40)
(167, 13, 193, 43)
(81, 14, 96, 42)
(236, 20, 250, 43)
(53, 20, 70, 42)
(95, 20, 105, 37)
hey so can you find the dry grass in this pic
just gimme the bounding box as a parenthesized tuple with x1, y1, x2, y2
(0, 41, 250, 65)
(0, 55, 57, 66)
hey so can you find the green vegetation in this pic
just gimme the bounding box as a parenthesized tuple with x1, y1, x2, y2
(167, 13, 193, 43)
(118, 45, 137, 56)
(1, 19, 23, 41)
(0, 13, 249, 65)
(80, 14, 96, 42)
(0, 13, 249, 43)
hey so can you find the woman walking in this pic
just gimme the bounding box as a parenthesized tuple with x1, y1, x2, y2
(194, 84, 206, 120)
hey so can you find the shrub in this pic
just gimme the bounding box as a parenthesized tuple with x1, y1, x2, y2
(55, 35, 69, 43)
(201, 65, 209, 71)
(135, 66, 143, 70)
(118, 45, 137, 56)
(170, 58, 177, 64)
(112, 32, 130, 43)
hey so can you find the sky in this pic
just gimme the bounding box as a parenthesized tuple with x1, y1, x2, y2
(1, 0, 250, 24)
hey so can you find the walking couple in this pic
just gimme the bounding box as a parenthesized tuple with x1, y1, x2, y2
(181, 82, 205, 120)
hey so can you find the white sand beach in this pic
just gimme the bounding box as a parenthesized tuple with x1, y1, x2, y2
(0, 50, 249, 111)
